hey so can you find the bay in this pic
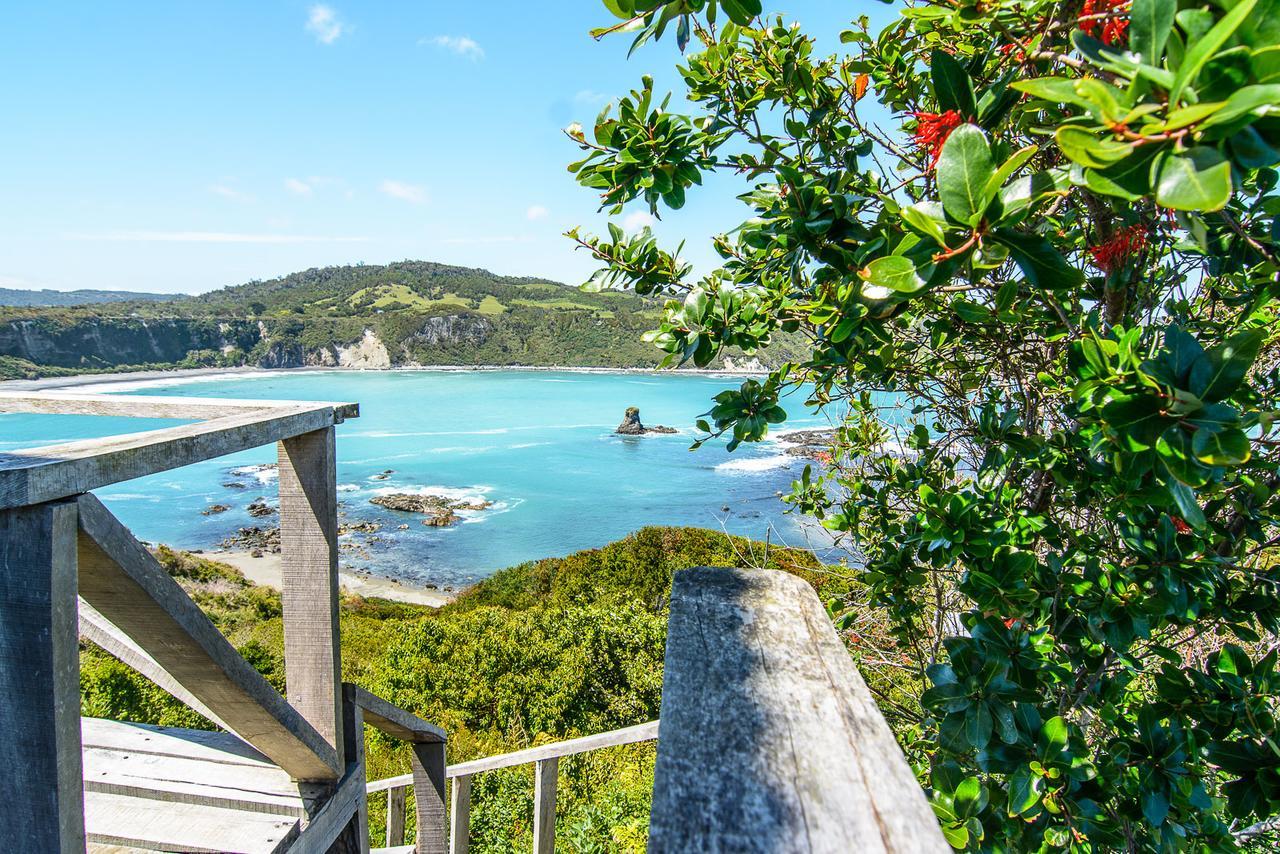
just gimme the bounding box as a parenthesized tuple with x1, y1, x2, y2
(0, 369, 844, 588)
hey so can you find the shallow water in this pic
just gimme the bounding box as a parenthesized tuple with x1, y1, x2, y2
(1, 370, 844, 587)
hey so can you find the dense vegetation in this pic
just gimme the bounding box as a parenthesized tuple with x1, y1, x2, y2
(0, 287, 180, 307)
(571, 0, 1280, 849)
(80, 527, 868, 852)
(0, 261, 798, 379)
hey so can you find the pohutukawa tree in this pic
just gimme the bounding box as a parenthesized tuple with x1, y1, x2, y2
(569, 0, 1280, 849)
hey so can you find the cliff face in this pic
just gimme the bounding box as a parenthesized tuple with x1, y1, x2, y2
(0, 318, 260, 369)
(0, 314, 497, 372)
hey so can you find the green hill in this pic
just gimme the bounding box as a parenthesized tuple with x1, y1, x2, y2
(0, 286, 182, 307)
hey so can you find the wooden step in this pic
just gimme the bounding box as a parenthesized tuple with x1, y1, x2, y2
(82, 718, 323, 853)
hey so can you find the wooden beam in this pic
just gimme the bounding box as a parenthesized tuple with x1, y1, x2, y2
(449, 775, 471, 854)
(366, 720, 659, 793)
(345, 684, 446, 744)
(386, 786, 407, 849)
(533, 758, 558, 854)
(647, 567, 949, 854)
(0, 402, 356, 510)
(78, 599, 231, 731)
(0, 501, 84, 852)
(0, 390, 358, 422)
(279, 427, 344, 759)
(284, 761, 368, 854)
(75, 493, 340, 781)
(411, 741, 448, 854)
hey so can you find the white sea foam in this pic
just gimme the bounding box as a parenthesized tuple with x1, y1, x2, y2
(714, 454, 793, 474)
(72, 371, 297, 394)
(337, 483, 361, 492)
(507, 442, 552, 449)
(228, 464, 278, 484)
(369, 484, 495, 503)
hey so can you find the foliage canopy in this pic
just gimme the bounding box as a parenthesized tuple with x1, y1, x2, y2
(572, 0, 1280, 849)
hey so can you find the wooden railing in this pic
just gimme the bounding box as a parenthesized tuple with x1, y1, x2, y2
(1, 389, 946, 852)
(367, 720, 660, 853)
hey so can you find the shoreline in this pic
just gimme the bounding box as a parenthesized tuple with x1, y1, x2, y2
(1, 363, 768, 392)
(210, 549, 455, 608)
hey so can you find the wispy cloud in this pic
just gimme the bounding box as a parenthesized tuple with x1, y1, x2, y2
(623, 210, 655, 232)
(526, 205, 550, 221)
(379, 179, 427, 204)
(441, 235, 533, 245)
(209, 183, 253, 202)
(284, 178, 314, 195)
(306, 5, 344, 44)
(423, 35, 484, 60)
(573, 90, 611, 106)
(69, 231, 368, 244)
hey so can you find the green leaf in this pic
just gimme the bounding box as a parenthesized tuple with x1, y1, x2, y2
(931, 49, 976, 117)
(998, 170, 1069, 221)
(1167, 480, 1208, 530)
(1188, 328, 1266, 401)
(1202, 84, 1280, 128)
(1168, 0, 1257, 105)
(954, 776, 988, 818)
(1154, 147, 1233, 212)
(1012, 77, 1093, 110)
(1055, 126, 1134, 169)
(1142, 789, 1171, 826)
(936, 124, 995, 226)
(1130, 0, 1176, 65)
(992, 228, 1085, 289)
(1042, 716, 1068, 751)
(1192, 427, 1252, 465)
(1079, 147, 1158, 201)
(1008, 766, 1041, 816)
(860, 255, 926, 294)
(902, 201, 949, 245)
(981, 145, 1038, 211)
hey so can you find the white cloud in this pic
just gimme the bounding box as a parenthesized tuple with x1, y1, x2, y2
(379, 180, 427, 204)
(306, 5, 344, 44)
(209, 183, 252, 202)
(574, 90, 611, 106)
(284, 178, 314, 196)
(68, 231, 368, 244)
(623, 210, 655, 232)
(424, 35, 484, 60)
(526, 205, 550, 221)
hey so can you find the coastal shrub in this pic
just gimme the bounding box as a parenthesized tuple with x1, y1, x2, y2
(572, 1, 1280, 849)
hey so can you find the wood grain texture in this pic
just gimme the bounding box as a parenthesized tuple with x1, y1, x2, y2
(83, 790, 300, 853)
(411, 741, 448, 854)
(0, 390, 358, 422)
(386, 787, 407, 849)
(647, 567, 949, 854)
(0, 501, 84, 851)
(75, 493, 339, 781)
(449, 775, 471, 854)
(533, 757, 558, 854)
(345, 684, 446, 744)
(279, 428, 344, 761)
(0, 402, 356, 509)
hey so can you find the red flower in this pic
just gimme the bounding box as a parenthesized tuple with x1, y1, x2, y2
(911, 110, 964, 170)
(1172, 517, 1193, 535)
(1080, 0, 1130, 46)
(1088, 225, 1148, 274)
(1003, 617, 1023, 630)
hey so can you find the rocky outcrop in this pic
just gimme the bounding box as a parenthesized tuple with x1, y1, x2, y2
(247, 498, 276, 518)
(220, 526, 280, 554)
(777, 429, 836, 458)
(0, 317, 259, 369)
(615, 407, 677, 435)
(369, 492, 491, 528)
(337, 329, 391, 369)
(403, 315, 493, 349)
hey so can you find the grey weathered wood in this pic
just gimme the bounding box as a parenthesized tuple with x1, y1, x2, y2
(279, 427, 345, 761)
(368, 720, 659, 793)
(647, 567, 949, 854)
(0, 401, 357, 509)
(84, 790, 300, 853)
(345, 684, 446, 744)
(339, 690, 371, 854)
(533, 757, 558, 854)
(287, 762, 368, 854)
(411, 741, 448, 854)
(0, 501, 84, 852)
(449, 775, 471, 854)
(81, 717, 326, 818)
(0, 390, 358, 421)
(386, 786, 407, 848)
(75, 492, 339, 781)
(79, 599, 231, 731)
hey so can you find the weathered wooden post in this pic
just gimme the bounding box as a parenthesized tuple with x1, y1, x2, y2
(0, 501, 84, 851)
(411, 741, 448, 854)
(533, 757, 558, 854)
(278, 427, 344, 759)
(386, 785, 407, 847)
(449, 775, 472, 854)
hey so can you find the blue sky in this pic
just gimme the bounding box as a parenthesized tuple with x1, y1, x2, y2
(0, 1, 897, 295)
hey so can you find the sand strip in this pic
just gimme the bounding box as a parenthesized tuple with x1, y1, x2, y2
(210, 550, 454, 608)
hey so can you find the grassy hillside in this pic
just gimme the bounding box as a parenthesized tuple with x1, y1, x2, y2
(79, 527, 868, 852)
(0, 261, 804, 379)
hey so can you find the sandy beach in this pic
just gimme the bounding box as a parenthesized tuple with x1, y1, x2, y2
(210, 549, 455, 608)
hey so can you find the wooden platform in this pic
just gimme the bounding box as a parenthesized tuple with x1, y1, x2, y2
(82, 718, 325, 853)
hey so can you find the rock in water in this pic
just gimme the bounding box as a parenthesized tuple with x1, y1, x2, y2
(615, 406, 677, 435)
(247, 498, 276, 518)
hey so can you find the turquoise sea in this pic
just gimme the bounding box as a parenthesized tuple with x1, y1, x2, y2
(0, 370, 839, 588)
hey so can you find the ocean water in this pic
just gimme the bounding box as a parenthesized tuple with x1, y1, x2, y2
(0, 370, 841, 588)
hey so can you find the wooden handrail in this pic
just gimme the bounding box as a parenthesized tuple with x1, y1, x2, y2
(648, 567, 949, 853)
(366, 720, 659, 854)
